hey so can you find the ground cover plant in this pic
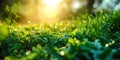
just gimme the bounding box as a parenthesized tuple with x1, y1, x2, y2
(0, 10, 120, 60)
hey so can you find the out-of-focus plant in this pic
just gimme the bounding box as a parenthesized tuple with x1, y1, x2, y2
(0, 10, 120, 60)
(0, 24, 8, 41)
(3, 2, 21, 24)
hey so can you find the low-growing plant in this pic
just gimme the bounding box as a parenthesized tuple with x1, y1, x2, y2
(0, 10, 120, 60)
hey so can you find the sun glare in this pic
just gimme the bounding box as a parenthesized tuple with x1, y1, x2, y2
(44, 7, 58, 18)
(42, 0, 62, 5)
(72, 1, 81, 9)
(41, 0, 63, 19)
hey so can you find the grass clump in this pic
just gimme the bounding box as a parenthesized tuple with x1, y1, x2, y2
(0, 11, 120, 60)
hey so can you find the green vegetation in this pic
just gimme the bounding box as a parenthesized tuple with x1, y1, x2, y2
(0, 11, 120, 60)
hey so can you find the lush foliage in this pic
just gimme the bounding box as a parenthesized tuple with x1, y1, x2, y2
(0, 11, 120, 60)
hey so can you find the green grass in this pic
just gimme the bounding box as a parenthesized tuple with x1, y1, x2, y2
(0, 11, 120, 60)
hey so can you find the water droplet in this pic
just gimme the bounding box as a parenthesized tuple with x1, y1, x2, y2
(105, 44, 109, 47)
(60, 51, 65, 56)
(26, 50, 31, 55)
(112, 41, 115, 44)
